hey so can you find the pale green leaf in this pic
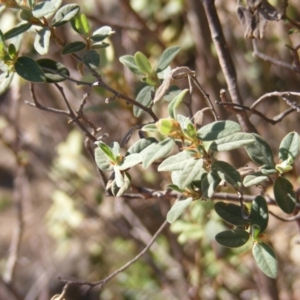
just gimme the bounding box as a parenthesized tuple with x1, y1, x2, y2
(252, 242, 277, 278)
(197, 121, 241, 141)
(167, 197, 193, 223)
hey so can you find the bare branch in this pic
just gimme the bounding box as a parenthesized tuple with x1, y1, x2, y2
(59, 220, 169, 292)
(201, 0, 257, 133)
(252, 40, 300, 74)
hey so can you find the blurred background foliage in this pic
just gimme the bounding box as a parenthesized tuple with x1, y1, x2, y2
(0, 0, 300, 299)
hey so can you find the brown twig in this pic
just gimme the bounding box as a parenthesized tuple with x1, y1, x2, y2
(59, 220, 169, 292)
(252, 40, 300, 74)
(201, 0, 257, 133)
(269, 210, 300, 222)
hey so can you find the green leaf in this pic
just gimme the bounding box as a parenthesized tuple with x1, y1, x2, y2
(4, 23, 31, 40)
(28, 0, 36, 9)
(127, 137, 157, 155)
(15, 56, 46, 82)
(91, 26, 114, 42)
(168, 89, 188, 119)
(134, 51, 153, 75)
(142, 123, 158, 132)
(211, 161, 242, 189)
(8, 44, 17, 58)
(214, 202, 250, 226)
(36, 58, 69, 83)
(19, 9, 34, 21)
(71, 13, 91, 37)
(178, 158, 204, 189)
(244, 134, 274, 167)
(32, 1, 56, 18)
(142, 138, 175, 168)
(52, 4, 80, 27)
(34, 28, 51, 55)
(62, 41, 86, 55)
(167, 184, 184, 193)
(273, 176, 296, 214)
(209, 132, 255, 152)
(261, 166, 277, 175)
(82, 50, 100, 69)
(250, 196, 268, 233)
(201, 172, 221, 198)
(215, 229, 250, 248)
(279, 132, 299, 162)
(252, 242, 278, 278)
(118, 153, 142, 170)
(167, 197, 193, 223)
(156, 46, 181, 72)
(93, 26, 114, 36)
(158, 151, 195, 171)
(243, 171, 268, 187)
(133, 86, 153, 117)
(119, 55, 143, 75)
(92, 42, 110, 49)
(0, 72, 14, 96)
(197, 121, 241, 141)
(94, 147, 113, 171)
(95, 141, 116, 162)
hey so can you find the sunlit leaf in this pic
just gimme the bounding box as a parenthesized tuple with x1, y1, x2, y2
(158, 151, 195, 171)
(36, 58, 69, 83)
(134, 51, 152, 75)
(119, 55, 143, 75)
(34, 28, 51, 55)
(279, 132, 299, 162)
(252, 242, 277, 278)
(167, 89, 188, 119)
(71, 13, 91, 37)
(243, 171, 268, 187)
(127, 137, 157, 155)
(118, 153, 142, 170)
(156, 46, 181, 72)
(142, 138, 175, 168)
(52, 4, 80, 27)
(209, 132, 255, 152)
(133, 85, 153, 117)
(178, 158, 204, 189)
(32, 1, 56, 18)
(167, 197, 193, 223)
(197, 120, 241, 141)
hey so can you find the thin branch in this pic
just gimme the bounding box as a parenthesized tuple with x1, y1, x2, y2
(26, 83, 70, 116)
(201, 0, 257, 133)
(216, 101, 296, 124)
(269, 210, 300, 222)
(252, 40, 300, 74)
(59, 220, 169, 292)
(251, 91, 300, 110)
(93, 79, 159, 122)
